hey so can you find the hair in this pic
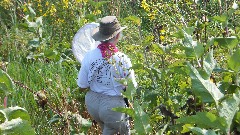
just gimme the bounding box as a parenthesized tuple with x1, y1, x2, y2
(101, 32, 123, 43)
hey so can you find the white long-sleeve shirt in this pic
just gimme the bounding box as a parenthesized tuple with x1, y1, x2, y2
(77, 48, 137, 96)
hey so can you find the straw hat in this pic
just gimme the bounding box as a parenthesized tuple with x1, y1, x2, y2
(92, 16, 126, 41)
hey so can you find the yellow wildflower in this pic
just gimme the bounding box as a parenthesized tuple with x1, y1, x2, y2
(141, 0, 150, 12)
(160, 36, 165, 40)
(148, 13, 155, 20)
(46, 1, 49, 6)
(93, 10, 101, 15)
(160, 29, 165, 33)
(23, 4, 28, 12)
(50, 4, 56, 16)
(63, 0, 69, 8)
(0, 0, 13, 9)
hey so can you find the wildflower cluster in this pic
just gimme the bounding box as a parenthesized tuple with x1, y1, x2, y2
(0, 0, 13, 9)
(141, 0, 150, 12)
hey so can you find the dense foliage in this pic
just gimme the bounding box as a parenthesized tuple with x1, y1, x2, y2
(0, 0, 240, 134)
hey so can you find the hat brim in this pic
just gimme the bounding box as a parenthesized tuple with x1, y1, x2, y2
(92, 26, 127, 41)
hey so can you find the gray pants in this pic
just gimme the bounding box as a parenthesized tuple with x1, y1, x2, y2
(85, 90, 130, 135)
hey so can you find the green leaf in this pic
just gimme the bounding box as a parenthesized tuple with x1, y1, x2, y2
(133, 102, 152, 135)
(27, 6, 36, 17)
(228, 49, 240, 72)
(0, 118, 35, 135)
(48, 114, 61, 125)
(168, 60, 185, 68)
(214, 37, 238, 49)
(189, 127, 217, 135)
(177, 112, 226, 132)
(28, 38, 40, 48)
(0, 110, 6, 124)
(44, 49, 58, 60)
(181, 124, 193, 133)
(36, 16, 43, 26)
(235, 112, 240, 124)
(124, 16, 141, 26)
(202, 50, 216, 79)
(27, 22, 38, 28)
(3, 107, 31, 122)
(218, 90, 240, 133)
(122, 79, 136, 101)
(182, 31, 204, 58)
(172, 30, 184, 38)
(212, 14, 228, 23)
(184, 27, 195, 35)
(112, 107, 134, 118)
(151, 43, 164, 54)
(0, 69, 14, 96)
(187, 63, 224, 104)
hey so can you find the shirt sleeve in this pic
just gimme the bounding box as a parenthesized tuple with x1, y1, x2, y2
(77, 56, 90, 88)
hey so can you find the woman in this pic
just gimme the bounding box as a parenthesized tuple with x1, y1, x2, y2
(77, 16, 137, 135)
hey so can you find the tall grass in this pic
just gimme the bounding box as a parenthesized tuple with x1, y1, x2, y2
(5, 54, 87, 134)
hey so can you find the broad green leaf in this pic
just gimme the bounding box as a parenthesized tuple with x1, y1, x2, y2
(187, 63, 224, 104)
(168, 60, 185, 68)
(0, 110, 6, 124)
(27, 6, 36, 18)
(27, 5, 36, 17)
(183, 32, 204, 58)
(28, 38, 40, 48)
(3, 107, 31, 122)
(48, 114, 61, 125)
(212, 14, 227, 23)
(0, 69, 14, 96)
(172, 30, 184, 38)
(36, 16, 43, 26)
(122, 79, 136, 101)
(193, 42, 204, 58)
(214, 37, 238, 49)
(112, 107, 134, 118)
(189, 127, 217, 135)
(124, 16, 141, 26)
(151, 44, 164, 55)
(228, 49, 240, 72)
(133, 102, 152, 135)
(44, 49, 58, 60)
(218, 90, 240, 133)
(181, 124, 192, 133)
(27, 22, 38, 28)
(184, 27, 195, 35)
(176, 112, 226, 132)
(0, 118, 35, 135)
(202, 50, 216, 79)
(150, 66, 161, 80)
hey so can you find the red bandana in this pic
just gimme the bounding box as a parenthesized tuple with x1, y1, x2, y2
(97, 43, 118, 59)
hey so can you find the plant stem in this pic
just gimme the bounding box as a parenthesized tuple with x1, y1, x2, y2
(236, 72, 239, 86)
